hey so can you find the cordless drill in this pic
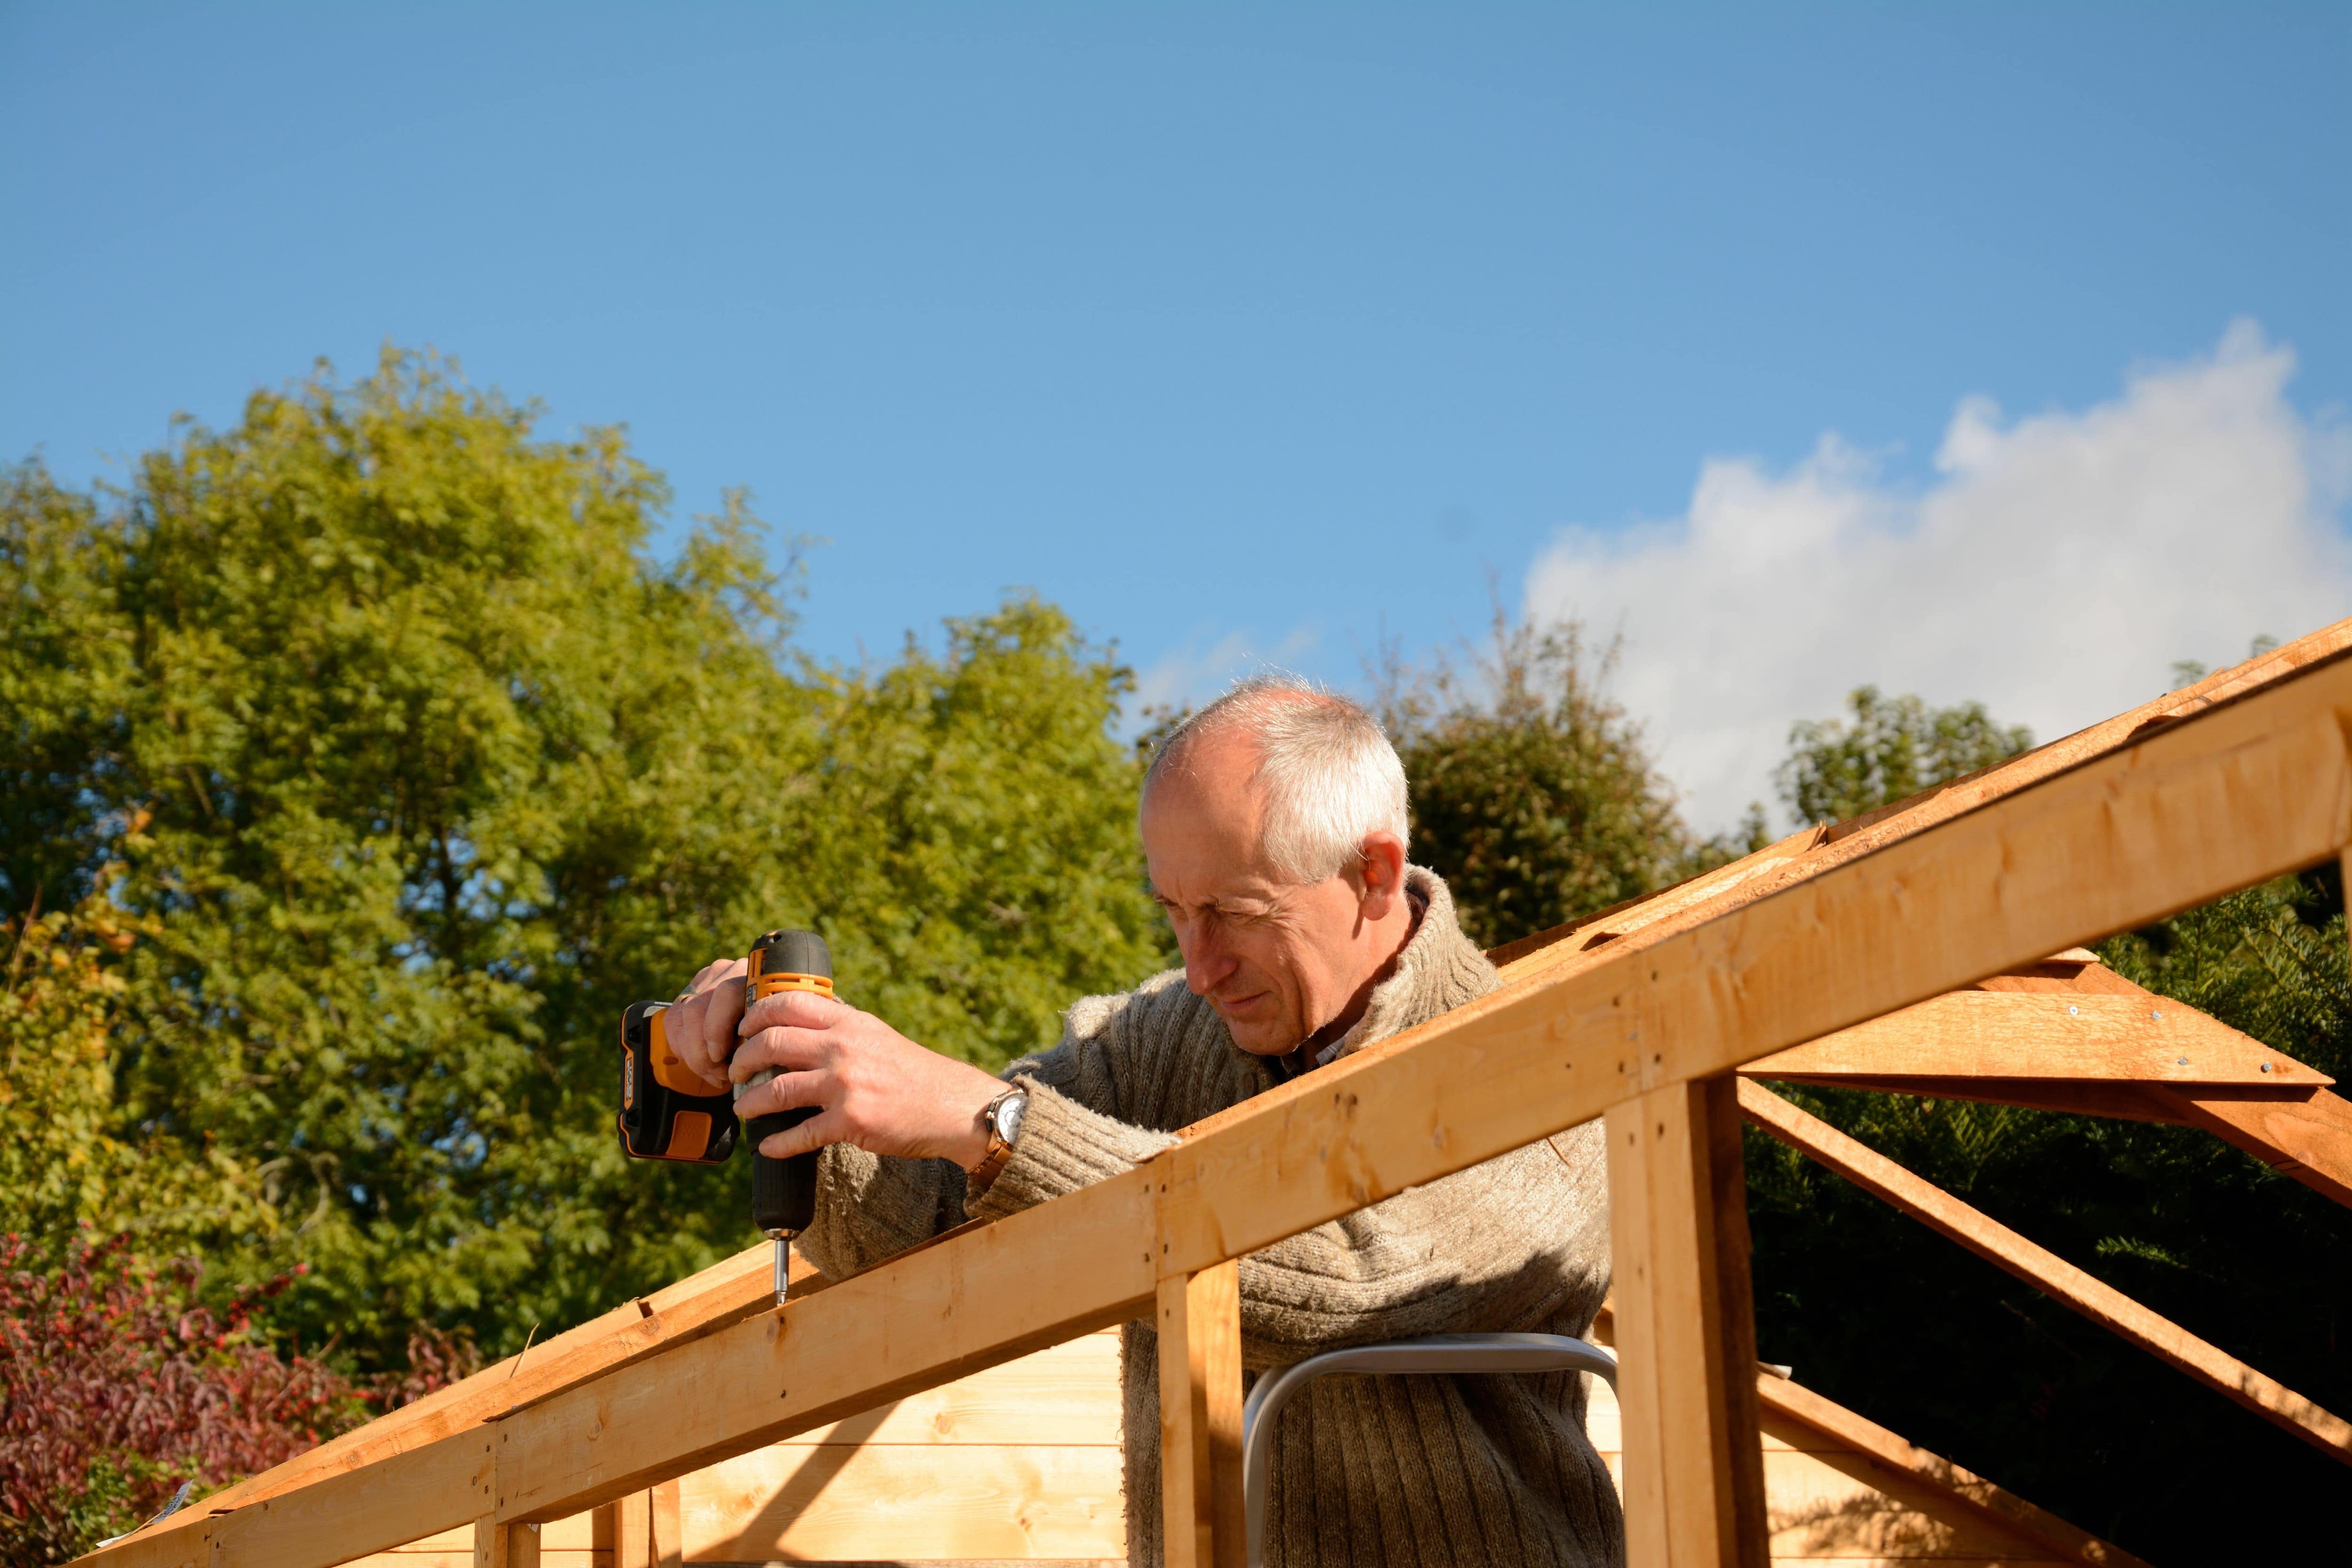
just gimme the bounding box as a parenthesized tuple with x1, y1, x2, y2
(617, 929, 831, 1305)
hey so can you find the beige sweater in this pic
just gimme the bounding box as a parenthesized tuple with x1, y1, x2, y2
(798, 868, 1622, 1568)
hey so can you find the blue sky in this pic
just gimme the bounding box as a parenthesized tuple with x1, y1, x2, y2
(5, 3, 2347, 827)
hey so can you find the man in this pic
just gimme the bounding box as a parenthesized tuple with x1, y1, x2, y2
(664, 677, 1621, 1567)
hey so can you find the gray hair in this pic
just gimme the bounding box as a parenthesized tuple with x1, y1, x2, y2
(1142, 674, 1410, 883)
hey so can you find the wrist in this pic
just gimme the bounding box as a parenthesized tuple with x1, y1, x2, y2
(943, 1068, 1008, 1170)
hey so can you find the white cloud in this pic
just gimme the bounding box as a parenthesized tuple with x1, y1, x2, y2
(1524, 322, 2352, 835)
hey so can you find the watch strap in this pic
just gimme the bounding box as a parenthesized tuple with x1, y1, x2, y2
(969, 1086, 1026, 1192)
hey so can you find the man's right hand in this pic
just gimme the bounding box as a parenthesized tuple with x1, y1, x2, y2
(664, 956, 749, 1093)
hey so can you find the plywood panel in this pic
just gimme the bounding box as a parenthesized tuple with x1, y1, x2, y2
(682, 1444, 1124, 1563)
(340, 1334, 2120, 1568)
(776, 1332, 1120, 1448)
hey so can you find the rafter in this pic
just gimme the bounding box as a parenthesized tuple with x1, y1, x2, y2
(1741, 988, 2327, 1086)
(72, 619, 2352, 1568)
(1738, 1080, 2352, 1461)
(1737, 955, 2352, 1211)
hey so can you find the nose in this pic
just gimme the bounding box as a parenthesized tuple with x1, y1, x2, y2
(1179, 921, 1238, 998)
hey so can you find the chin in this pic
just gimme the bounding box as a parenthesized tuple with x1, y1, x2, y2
(1217, 1011, 1296, 1057)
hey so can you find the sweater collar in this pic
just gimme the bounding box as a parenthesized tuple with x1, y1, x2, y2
(1305, 865, 1489, 1069)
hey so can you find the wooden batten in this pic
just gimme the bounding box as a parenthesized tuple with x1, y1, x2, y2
(469, 1521, 537, 1568)
(70, 618, 2352, 1568)
(1155, 1261, 1244, 1568)
(1608, 1078, 1770, 1567)
(1738, 1080, 2352, 1462)
(1742, 988, 2329, 1086)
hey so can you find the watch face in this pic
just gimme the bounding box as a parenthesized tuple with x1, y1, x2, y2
(993, 1090, 1029, 1146)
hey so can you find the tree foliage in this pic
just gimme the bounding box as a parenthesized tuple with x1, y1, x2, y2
(1380, 614, 1693, 947)
(0, 882, 262, 1255)
(1776, 685, 2033, 826)
(1748, 692, 2352, 1563)
(0, 351, 1167, 1368)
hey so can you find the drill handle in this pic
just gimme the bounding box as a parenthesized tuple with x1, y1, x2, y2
(746, 1108, 820, 1237)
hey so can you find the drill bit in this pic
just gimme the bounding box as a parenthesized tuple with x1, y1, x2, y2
(773, 1236, 789, 1306)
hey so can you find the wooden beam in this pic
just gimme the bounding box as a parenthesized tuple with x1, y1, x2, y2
(1737, 1079, 2352, 1462)
(1744, 957, 2352, 1211)
(645, 1484, 679, 1568)
(191, 1429, 494, 1568)
(470, 1521, 538, 1568)
(1740, 989, 2328, 1086)
(1587, 1304, 2149, 1568)
(612, 1494, 649, 1568)
(1156, 637, 2352, 1277)
(99, 1243, 782, 1568)
(1156, 1261, 1244, 1568)
(1606, 1077, 1769, 1568)
(81, 622, 2352, 1568)
(490, 1161, 1158, 1525)
(1492, 620, 2352, 985)
(2172, 1085, 2352, 1209)
(1752, 1371, 2152, 1568)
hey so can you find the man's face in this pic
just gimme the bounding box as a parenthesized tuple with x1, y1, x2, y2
(1138, 733, 1376, 1055)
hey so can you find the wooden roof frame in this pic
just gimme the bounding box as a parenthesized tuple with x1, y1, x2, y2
(77, 619, 2352, 1568)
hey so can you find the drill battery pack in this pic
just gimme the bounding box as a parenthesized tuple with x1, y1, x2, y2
(617, 1000, 740, 1164)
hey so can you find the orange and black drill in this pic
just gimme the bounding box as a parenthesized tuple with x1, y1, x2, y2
(618, 929, 832, 1305)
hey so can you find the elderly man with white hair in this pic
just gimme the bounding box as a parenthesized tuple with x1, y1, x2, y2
(663, 677, 1621, 1568)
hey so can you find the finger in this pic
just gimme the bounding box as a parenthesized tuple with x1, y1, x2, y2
(740, 987, 850, 1037)
(733, 1066, 830, 1122)
(655, 996, 722, 1088)
(729, 1027, 831, 1084)
(756, 1105, 850, 1161)
(698, 983, 749, 1076)
(691, 955, 745, 997)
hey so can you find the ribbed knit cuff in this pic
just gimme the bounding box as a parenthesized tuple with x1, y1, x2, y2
(966, 1078, 1176, 1223)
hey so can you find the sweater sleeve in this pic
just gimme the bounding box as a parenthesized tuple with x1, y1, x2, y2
(1232, 1118, 1614, 1370)
(965, 1076, 1176, 1222)
(794, 1139, 970, 1281)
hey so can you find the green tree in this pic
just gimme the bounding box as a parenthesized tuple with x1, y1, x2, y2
(0, 350, 1167, 1367)
(1777, 686, 2033, 826)
(1380, 613, 1692, 948)
(0, 880, 265, 1253)
(1747, 690, 2352, 1563)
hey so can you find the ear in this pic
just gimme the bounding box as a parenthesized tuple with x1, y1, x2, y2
(1356, 830, 1408, 919)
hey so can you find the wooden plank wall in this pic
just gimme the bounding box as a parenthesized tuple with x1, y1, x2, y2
(353, 1327, 2122, 1568)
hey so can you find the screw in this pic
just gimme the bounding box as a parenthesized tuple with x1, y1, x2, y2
(2177, 1057, 2189, 1067)
(2152, 1011, 2162, 1020)
(2261, 1063, 2273, 1074)
(2067, 1005, 2079, 1016)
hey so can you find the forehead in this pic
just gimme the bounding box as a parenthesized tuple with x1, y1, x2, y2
(1140, 733, 1279, 896)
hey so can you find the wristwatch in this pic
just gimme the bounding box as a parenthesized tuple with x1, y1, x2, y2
(969, 1085, 1030, 1192)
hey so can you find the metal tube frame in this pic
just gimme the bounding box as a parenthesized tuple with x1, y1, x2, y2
(1240, 1333, 1620, 1568)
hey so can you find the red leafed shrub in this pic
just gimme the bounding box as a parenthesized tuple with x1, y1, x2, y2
(0, 1234, 370, 1567)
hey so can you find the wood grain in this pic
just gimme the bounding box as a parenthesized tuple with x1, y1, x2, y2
(490, 1162, 1158, 1525)
(1741, 990, 2328, 1086)
(1155, 1262, 1243, 1568)
(106, 621, 2352, 1568)
(1156, 642, 2352, 1281)
(1608, 1077, 1770, 1567)
(1738, 1079, 2352, 1462)
(681, 1443, 1124, 1563)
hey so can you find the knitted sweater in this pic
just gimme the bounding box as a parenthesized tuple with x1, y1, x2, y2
(797, 868, 1621, 1568)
